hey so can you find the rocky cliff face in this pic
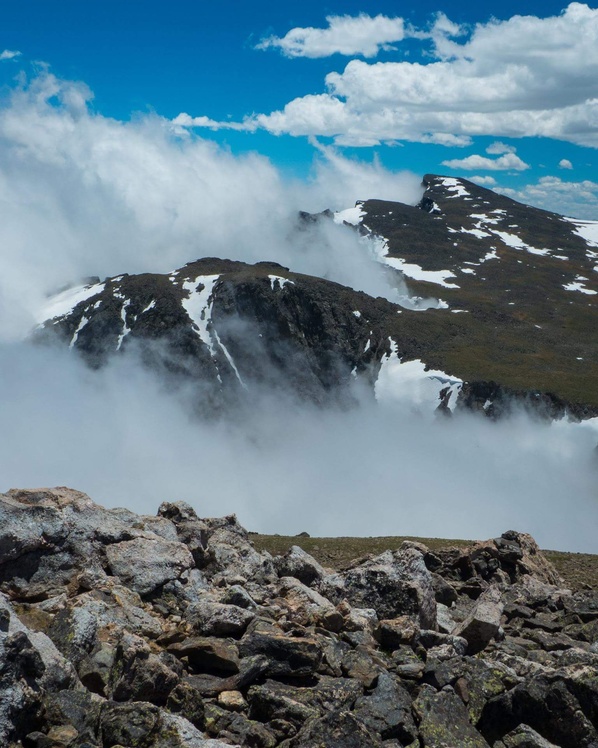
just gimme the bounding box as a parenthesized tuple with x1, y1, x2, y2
(2, 487, 598, 747)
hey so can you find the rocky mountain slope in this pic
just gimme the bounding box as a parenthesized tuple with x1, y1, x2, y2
(33, 174, 598, 418)
(2, 487, 598, 748)
(334, 174, 598, 407)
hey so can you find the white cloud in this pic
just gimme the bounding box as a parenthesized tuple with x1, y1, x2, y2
(559, 158, 574, 169)
(183, 4, 598, 149)
(486, 142, 516, 155)
(0, 71, 422, 340)
(499, 175, 598, 218)
(441, 152, 529, 171)
(469, 175, 497, 186)
(256, 14, 406, 58)
(0, 70, 596, 553)
(0, 50, 21, 61)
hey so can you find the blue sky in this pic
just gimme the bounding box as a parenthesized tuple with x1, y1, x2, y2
(1, 1, 598, 217)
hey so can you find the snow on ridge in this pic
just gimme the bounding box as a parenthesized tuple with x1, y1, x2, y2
(181, 274, 245, 387)
(439, 177, 469, 198)
(181, 275, 220, 355)
(333, 205, 365, 226)
(564, 217, 598, 248)
(369, 235, 459, 290)
(116, 299, 132, 350)
(375, 338, 463, 415)
(268, 275, 294, 291)
(37, 281, 106, 325)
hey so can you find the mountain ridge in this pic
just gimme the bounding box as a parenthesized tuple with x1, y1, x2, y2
(33, 175, 598, 414)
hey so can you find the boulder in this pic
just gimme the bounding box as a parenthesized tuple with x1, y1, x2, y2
(454, 586, 504, 654)
(414, 685, 491, 747)
(239, 625, 322, 678)
(104, 536, 194, 595)
(352, 671, 416, 743)
(274, 546, 327, 586)
(187, 600, 255, 638)
(321, 547, 437, 629)
(285, 710, 384, 748)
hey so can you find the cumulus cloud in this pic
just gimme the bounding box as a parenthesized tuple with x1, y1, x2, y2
(559, 158, 574, 169)
(0, 49, 21, 61)
(469, 175, 497, 186)
(486, 142, 516, 155)
(181, 4, 598, 149)
(256, 14, 406, 58)
(499, 176, 598, 218)
(441, 152, 530, 171)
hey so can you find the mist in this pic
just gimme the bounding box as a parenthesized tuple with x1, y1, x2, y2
(0, 71, 422, 340)
(1, 70, 597, 553)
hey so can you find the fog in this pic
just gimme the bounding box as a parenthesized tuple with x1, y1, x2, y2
(1, 71, 597, 552)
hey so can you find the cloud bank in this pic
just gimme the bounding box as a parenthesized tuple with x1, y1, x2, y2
(0, 69, 597, 553)
(182, 4, 598, 149)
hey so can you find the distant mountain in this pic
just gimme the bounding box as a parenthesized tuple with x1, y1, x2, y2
(34, 176, 598, 418)
(334, 174, 598, 409)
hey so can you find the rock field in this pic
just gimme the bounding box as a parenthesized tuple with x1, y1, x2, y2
(1, 487, 598, 747)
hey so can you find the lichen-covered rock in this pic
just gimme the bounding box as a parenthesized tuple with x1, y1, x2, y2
(414, 685, 491, 747)
(352, 671, 416, 743)
(320, 546, 437, 629)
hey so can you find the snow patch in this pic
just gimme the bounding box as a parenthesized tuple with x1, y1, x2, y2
(563, 280, 597, 295)
(564, 217, 598, 248)
(182, 275, 220, 354)
(269, 275, 294, 291)
(369, 236, 459, 289)
(37, 282, 105, 324)
(182, 274, 246, 386)
(440, 178, 469, 198)
(333, 205, 365, 226)
(375, 338, 463, 416)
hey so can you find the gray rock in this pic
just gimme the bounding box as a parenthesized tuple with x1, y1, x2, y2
(168, 636, 240, 675)
(239, 624, 322, 678)
(285, 710, 384, 748)
(99, 700, 160, 746)
(187, 600, 255, 638)
(352, 671, 416, 743)
(414, 685, 491, 747)
(274, 546, 327, 586)
(454, 585, 504, 654)
(501, 723, 560, 747)
(278, 576, 344, 632)
(105, 535, 194, 595)
(321, 547, 437, 629)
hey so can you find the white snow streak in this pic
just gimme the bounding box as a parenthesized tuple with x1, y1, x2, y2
(375, 338, 462, 416)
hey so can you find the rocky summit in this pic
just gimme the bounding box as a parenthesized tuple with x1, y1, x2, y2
(33, 175, 598, 419)
(2, 487, 598, 747)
